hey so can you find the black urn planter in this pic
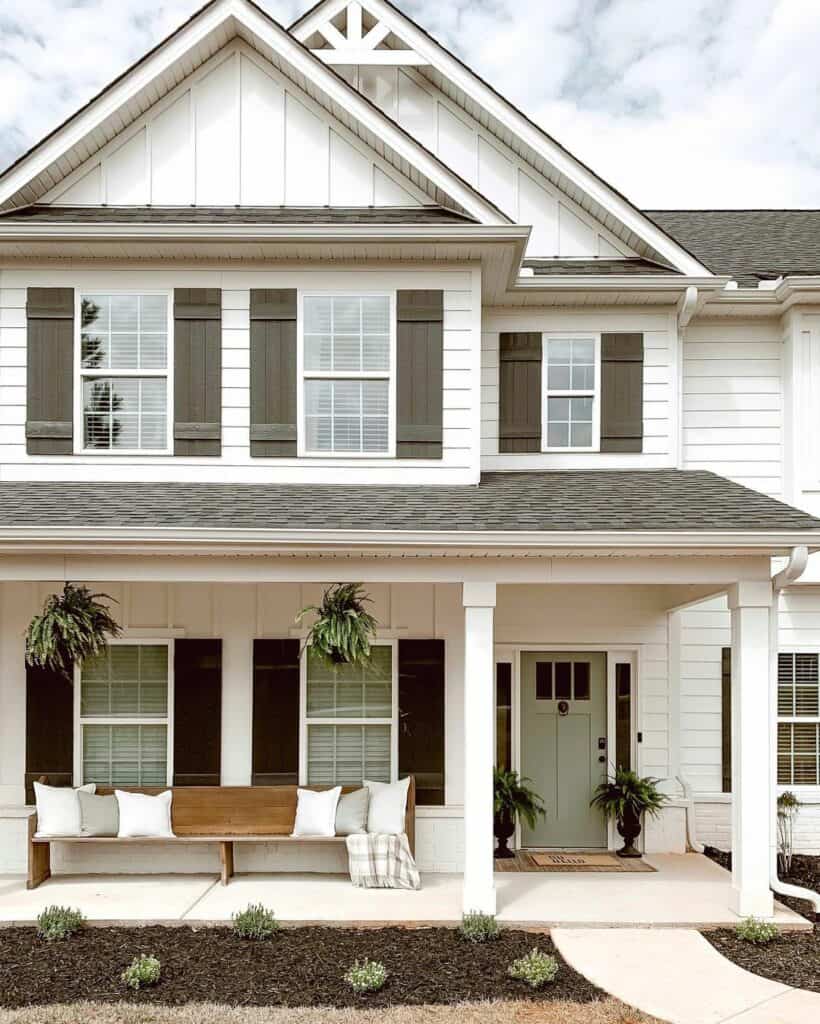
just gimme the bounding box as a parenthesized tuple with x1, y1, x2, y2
(616, 804, 643, 858)
(493, 811, 516, 859)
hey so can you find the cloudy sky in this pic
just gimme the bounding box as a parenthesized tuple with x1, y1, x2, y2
(0, 0, 816, 208)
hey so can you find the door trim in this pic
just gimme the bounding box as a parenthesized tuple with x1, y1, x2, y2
(494, 644, 640, 853)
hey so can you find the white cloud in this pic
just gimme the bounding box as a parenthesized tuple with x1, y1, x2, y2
(1, 0, 818, 207)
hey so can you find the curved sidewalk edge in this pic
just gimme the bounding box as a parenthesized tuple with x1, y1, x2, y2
(552, 927, 820, 1024)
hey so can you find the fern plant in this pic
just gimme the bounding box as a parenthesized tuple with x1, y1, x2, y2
(296, 583, 378, 667)
(25, 583, 121, 678)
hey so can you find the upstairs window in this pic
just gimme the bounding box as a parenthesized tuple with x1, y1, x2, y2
(301, 295, 394, 456)
(777, 652, 820, 786)
(79, 293, 171, 453)
(542, 336, 600, 451)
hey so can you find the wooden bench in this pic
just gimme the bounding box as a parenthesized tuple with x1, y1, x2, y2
(28, 778, 415, 889)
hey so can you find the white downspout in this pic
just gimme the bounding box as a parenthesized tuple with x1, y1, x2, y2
(770, 545, 820, 914)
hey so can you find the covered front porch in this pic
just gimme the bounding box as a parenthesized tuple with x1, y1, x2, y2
(0, 535, 795, 924)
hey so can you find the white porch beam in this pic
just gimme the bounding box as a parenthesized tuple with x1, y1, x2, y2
(727, 580, 774, 919)
(462, 581, 497, 916)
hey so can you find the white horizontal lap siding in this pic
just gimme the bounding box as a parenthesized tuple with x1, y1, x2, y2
(0, 268, 480, 485)
(682, 321, 783, 497)
(480, 308, 675, 470)
(678, 597, 730, 795)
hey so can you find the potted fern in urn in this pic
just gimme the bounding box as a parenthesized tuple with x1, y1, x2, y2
(25, 583, 121, 678)
(296, 583, 378, 668)
(493, 768, 546, 859)
(591, 767, 667, 858)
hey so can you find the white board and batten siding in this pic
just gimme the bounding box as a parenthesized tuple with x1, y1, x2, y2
(680, 590, 820, 855)
(681, 319, 784, 498)
(43, 43, 427, 210)
(346, 65, 637, 260)
(0, 268, 480, 485)
(480, 308, 678, 471)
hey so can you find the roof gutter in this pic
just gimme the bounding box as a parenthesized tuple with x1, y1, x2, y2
(512, 274, 728, 294)
(769, 546, 820, 915)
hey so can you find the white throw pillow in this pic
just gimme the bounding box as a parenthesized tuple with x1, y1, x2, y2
(34, 782, 96, 837)
(291, 786, 342, 838)
(363, 777, 410, 836)
(115, 790, 174, 839)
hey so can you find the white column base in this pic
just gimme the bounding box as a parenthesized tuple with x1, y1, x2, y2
(729, 884, 774, 920)
(463, 882, 497, 917)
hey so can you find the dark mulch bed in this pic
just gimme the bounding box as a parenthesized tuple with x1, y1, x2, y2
(704, 929, 820, 992)
(0, 926, 601, 1010)
(704, 846, 819, 925)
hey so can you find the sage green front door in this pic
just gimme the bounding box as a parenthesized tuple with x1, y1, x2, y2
(520, 652, 608, 849)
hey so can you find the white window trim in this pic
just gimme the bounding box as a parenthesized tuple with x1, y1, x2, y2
(298, 638, 399, 786)
(296, 290, 397, 459)
(777, 649, 820, 791)
(541, 332, 601, 453)
(73, 290, 174, 456)
(73, 638, 175, 787)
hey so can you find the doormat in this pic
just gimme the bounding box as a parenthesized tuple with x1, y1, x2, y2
(502, 851, 655, 873)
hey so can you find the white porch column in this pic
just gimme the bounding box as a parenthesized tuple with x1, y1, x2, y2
(462, 581, 497, 916)
(727, 580, 774, 919)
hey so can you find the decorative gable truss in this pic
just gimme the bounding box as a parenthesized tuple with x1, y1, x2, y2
(44, 43, 430, 210)
(293, 0, 712, 273)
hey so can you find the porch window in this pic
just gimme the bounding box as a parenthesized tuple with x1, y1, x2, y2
(79, 294, 171, 452)
(301, 295, 394, 455)
(303, 645, 395, 785)
(78, 643, 171, 786)
(777, 652, 820, 786)
(542, 335, 600, 451)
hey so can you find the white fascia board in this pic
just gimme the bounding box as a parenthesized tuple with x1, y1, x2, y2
(293, 0, 712, 277)
(513, 274, 728, 293)
(0, 525, 817, 553)
(0, 0, 507, 228)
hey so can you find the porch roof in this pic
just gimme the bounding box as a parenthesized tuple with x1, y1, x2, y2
(0, 471, 817, 537)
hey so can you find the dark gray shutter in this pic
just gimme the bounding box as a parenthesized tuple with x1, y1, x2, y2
(174, 639, 222, 786)
(396, 290, 443, 459)
(252, 639, 300, 786)
(499, 332, 541, 453)
(26, 288, 74, 455)
(600, 333, 643, 453)
(174, 288, 221, 456)
(26, 665, 74, 802)
(249, 289, 297, 457)
(399, 639, 445, 806)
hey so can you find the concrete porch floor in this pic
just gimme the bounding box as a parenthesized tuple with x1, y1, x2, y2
(0, 854, 811, 929)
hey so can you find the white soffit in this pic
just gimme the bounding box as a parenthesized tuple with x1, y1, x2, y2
(0, 0, 506, 225)
(291, 0, 713, 276)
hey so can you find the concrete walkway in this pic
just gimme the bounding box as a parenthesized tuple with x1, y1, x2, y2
(553, 927, 820, 1024)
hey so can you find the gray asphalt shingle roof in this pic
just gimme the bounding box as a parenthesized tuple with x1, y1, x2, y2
(0, 472, 817, 534)
(0, 205, 477, 226)
(647, 210, 820, 286)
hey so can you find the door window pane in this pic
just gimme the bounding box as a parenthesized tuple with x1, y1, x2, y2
(555, 662, 572, 700)
(615, 663, 631, 772)
(535, 661, 553, 700)
(496, 662, 512, 771)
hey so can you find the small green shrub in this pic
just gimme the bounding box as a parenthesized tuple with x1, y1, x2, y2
(735, 917, 779, 944)
(345, 958, 388, 994)
(122, 954, 161, 990)
(232, 903, 280, 940)
(36, 905, 85, 942)
(508, 948, 560, 988)
(459, 910, 500, 943)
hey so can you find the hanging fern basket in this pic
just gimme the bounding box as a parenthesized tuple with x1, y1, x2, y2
(296, 583, 378, 668)
(25, 583, 122, 679)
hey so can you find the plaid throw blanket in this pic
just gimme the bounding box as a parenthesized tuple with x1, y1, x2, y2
(345, 833, 421, 890)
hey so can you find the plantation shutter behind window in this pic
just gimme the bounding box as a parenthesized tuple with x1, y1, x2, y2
(250, 289, 297, 457)
(25, 665, 74, 802)
(396, 290, 443, 459)
(174, 639, 222, 786)
(253, 639, 300, 786)
(499, 333, 541, 453)
(174, 289, 221, 456)
(26, 288, 74, 455)
(398, 639, 445, 805)
(600, 333, 644, 453)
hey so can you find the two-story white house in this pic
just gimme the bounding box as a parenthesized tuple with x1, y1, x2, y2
(1, 0, 820, 922)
